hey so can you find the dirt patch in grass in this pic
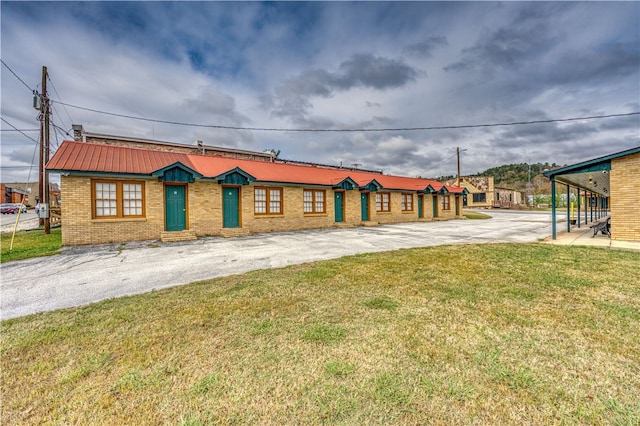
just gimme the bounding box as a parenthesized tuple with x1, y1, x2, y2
(2, 244, 639, 424)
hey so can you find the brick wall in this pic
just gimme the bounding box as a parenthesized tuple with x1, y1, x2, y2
(60, 176, 165, 245)
(610, 153, 640, 242)
(452, 176, 494, 208)
(61, 177, 464, 245)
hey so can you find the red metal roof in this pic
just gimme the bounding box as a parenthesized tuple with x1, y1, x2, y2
(47, 141, 466, 193)
(47, 140, 195, 174)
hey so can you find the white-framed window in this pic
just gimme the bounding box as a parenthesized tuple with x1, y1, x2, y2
(441, 195, 451, 210)
(401, 193, 413, 211)
(93, 180, 145, 218)
(255, 187, 283, 215)
(376, 192, 390, 212)
(303, 189, 326, 214)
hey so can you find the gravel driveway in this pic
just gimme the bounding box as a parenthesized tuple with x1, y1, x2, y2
(0, 210, 563, 320)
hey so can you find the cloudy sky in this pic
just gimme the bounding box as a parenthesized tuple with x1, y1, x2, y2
(2, 1, 639, 183)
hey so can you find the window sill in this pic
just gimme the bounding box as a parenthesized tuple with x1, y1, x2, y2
(91, 217, 147, 223)
(303, 213, 328, 217)
(401, 211, 415, 214)
(254, 214, 284, 219)
(375, 211, 392, 215)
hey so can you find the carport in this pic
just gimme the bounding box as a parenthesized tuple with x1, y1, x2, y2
(543, 147, 640, 240)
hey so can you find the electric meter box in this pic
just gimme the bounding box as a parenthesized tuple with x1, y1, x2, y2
(39, 203, 49, 219)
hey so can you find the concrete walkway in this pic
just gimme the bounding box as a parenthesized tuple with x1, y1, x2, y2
(544, 222, 640, 251)
(0, 210, 585, 320)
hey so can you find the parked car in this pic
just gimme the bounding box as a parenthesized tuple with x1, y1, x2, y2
(1, 203, 18, 214)
(14, 203, 28, 213)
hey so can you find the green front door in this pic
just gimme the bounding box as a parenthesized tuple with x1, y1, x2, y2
(223, 187, 240, 228)
(432, 195, 438, 218)
(418, 195, 423, 218)
(334, 192, 344, 223)
(165, 185, 186, 231)
(455, 196, 460, 216)
(361, 193, 369, 221)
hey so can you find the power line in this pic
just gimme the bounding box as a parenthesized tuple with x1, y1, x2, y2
(0, 117, 40, 145)
(1, 129, 40, 132)
(51, 121, 72, 139)
(1, 59, 34, 92)
(47, 74, 75, 129)
(423, 152, 458, 175)
(52, 101, 640, 132)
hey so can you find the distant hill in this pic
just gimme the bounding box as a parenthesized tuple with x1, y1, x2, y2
(473, 162, 558, 194)
(436, 162, 563, 194)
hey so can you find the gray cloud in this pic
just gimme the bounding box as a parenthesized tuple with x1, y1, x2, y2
(2, 2, 637, 182)
(444, 24, 559, 72)
(404, 36, 448, 57)
(262, 53, 422, 120)
(545, 42, 640, 85)
(181, 88, 250, 125)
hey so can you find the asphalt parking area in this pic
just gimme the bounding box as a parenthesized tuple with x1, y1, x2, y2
(0, 210, 562, 320)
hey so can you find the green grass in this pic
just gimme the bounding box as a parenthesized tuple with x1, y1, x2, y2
(2, 243, 639, 425)
(463, 210, 492, 219)
(0, 227, 62, 263)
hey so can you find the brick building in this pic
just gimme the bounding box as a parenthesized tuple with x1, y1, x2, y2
(1, 183, 30, 205)
(544, 146, 640, 242)
(445, 176, 494, 209)
(47, 140, 467, 246)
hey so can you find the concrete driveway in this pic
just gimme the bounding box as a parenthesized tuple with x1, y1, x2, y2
(1, 210, 563, 320)
(0, 210, 39, 233)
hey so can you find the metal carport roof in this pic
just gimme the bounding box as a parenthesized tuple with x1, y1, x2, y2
(543, 146, 640, 239)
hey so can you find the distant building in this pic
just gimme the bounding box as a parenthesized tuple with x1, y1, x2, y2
(450, 176, 494, 209)
(72, 124, 277, 162)
(446, 176, 526, 209)
(493, 186, 526, 209)
(1, 183, 31, 205)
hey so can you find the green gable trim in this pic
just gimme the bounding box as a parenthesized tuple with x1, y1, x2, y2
(543, 146, 640, 178)
(333, 177, 358, 190)
(548, 162, 611, 177)
(152, 162, 203, 183)
(423, 184, 437, 194)
(214, 167, 256, 185)
(432, 186, 468, 195)
(359, 179, 382, 192)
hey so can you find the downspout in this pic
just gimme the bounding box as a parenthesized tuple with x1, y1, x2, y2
(551, 176, 556, 240)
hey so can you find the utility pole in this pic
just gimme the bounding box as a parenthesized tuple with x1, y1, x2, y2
(38, 80, 44, 228)
(456, 147, 461, 187)
(38, 66, 51, 234)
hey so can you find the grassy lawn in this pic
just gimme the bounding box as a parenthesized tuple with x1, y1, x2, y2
(0, 227, 62, 263)
(463, 210, 492, 220)
(1, 244, 639, 425)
